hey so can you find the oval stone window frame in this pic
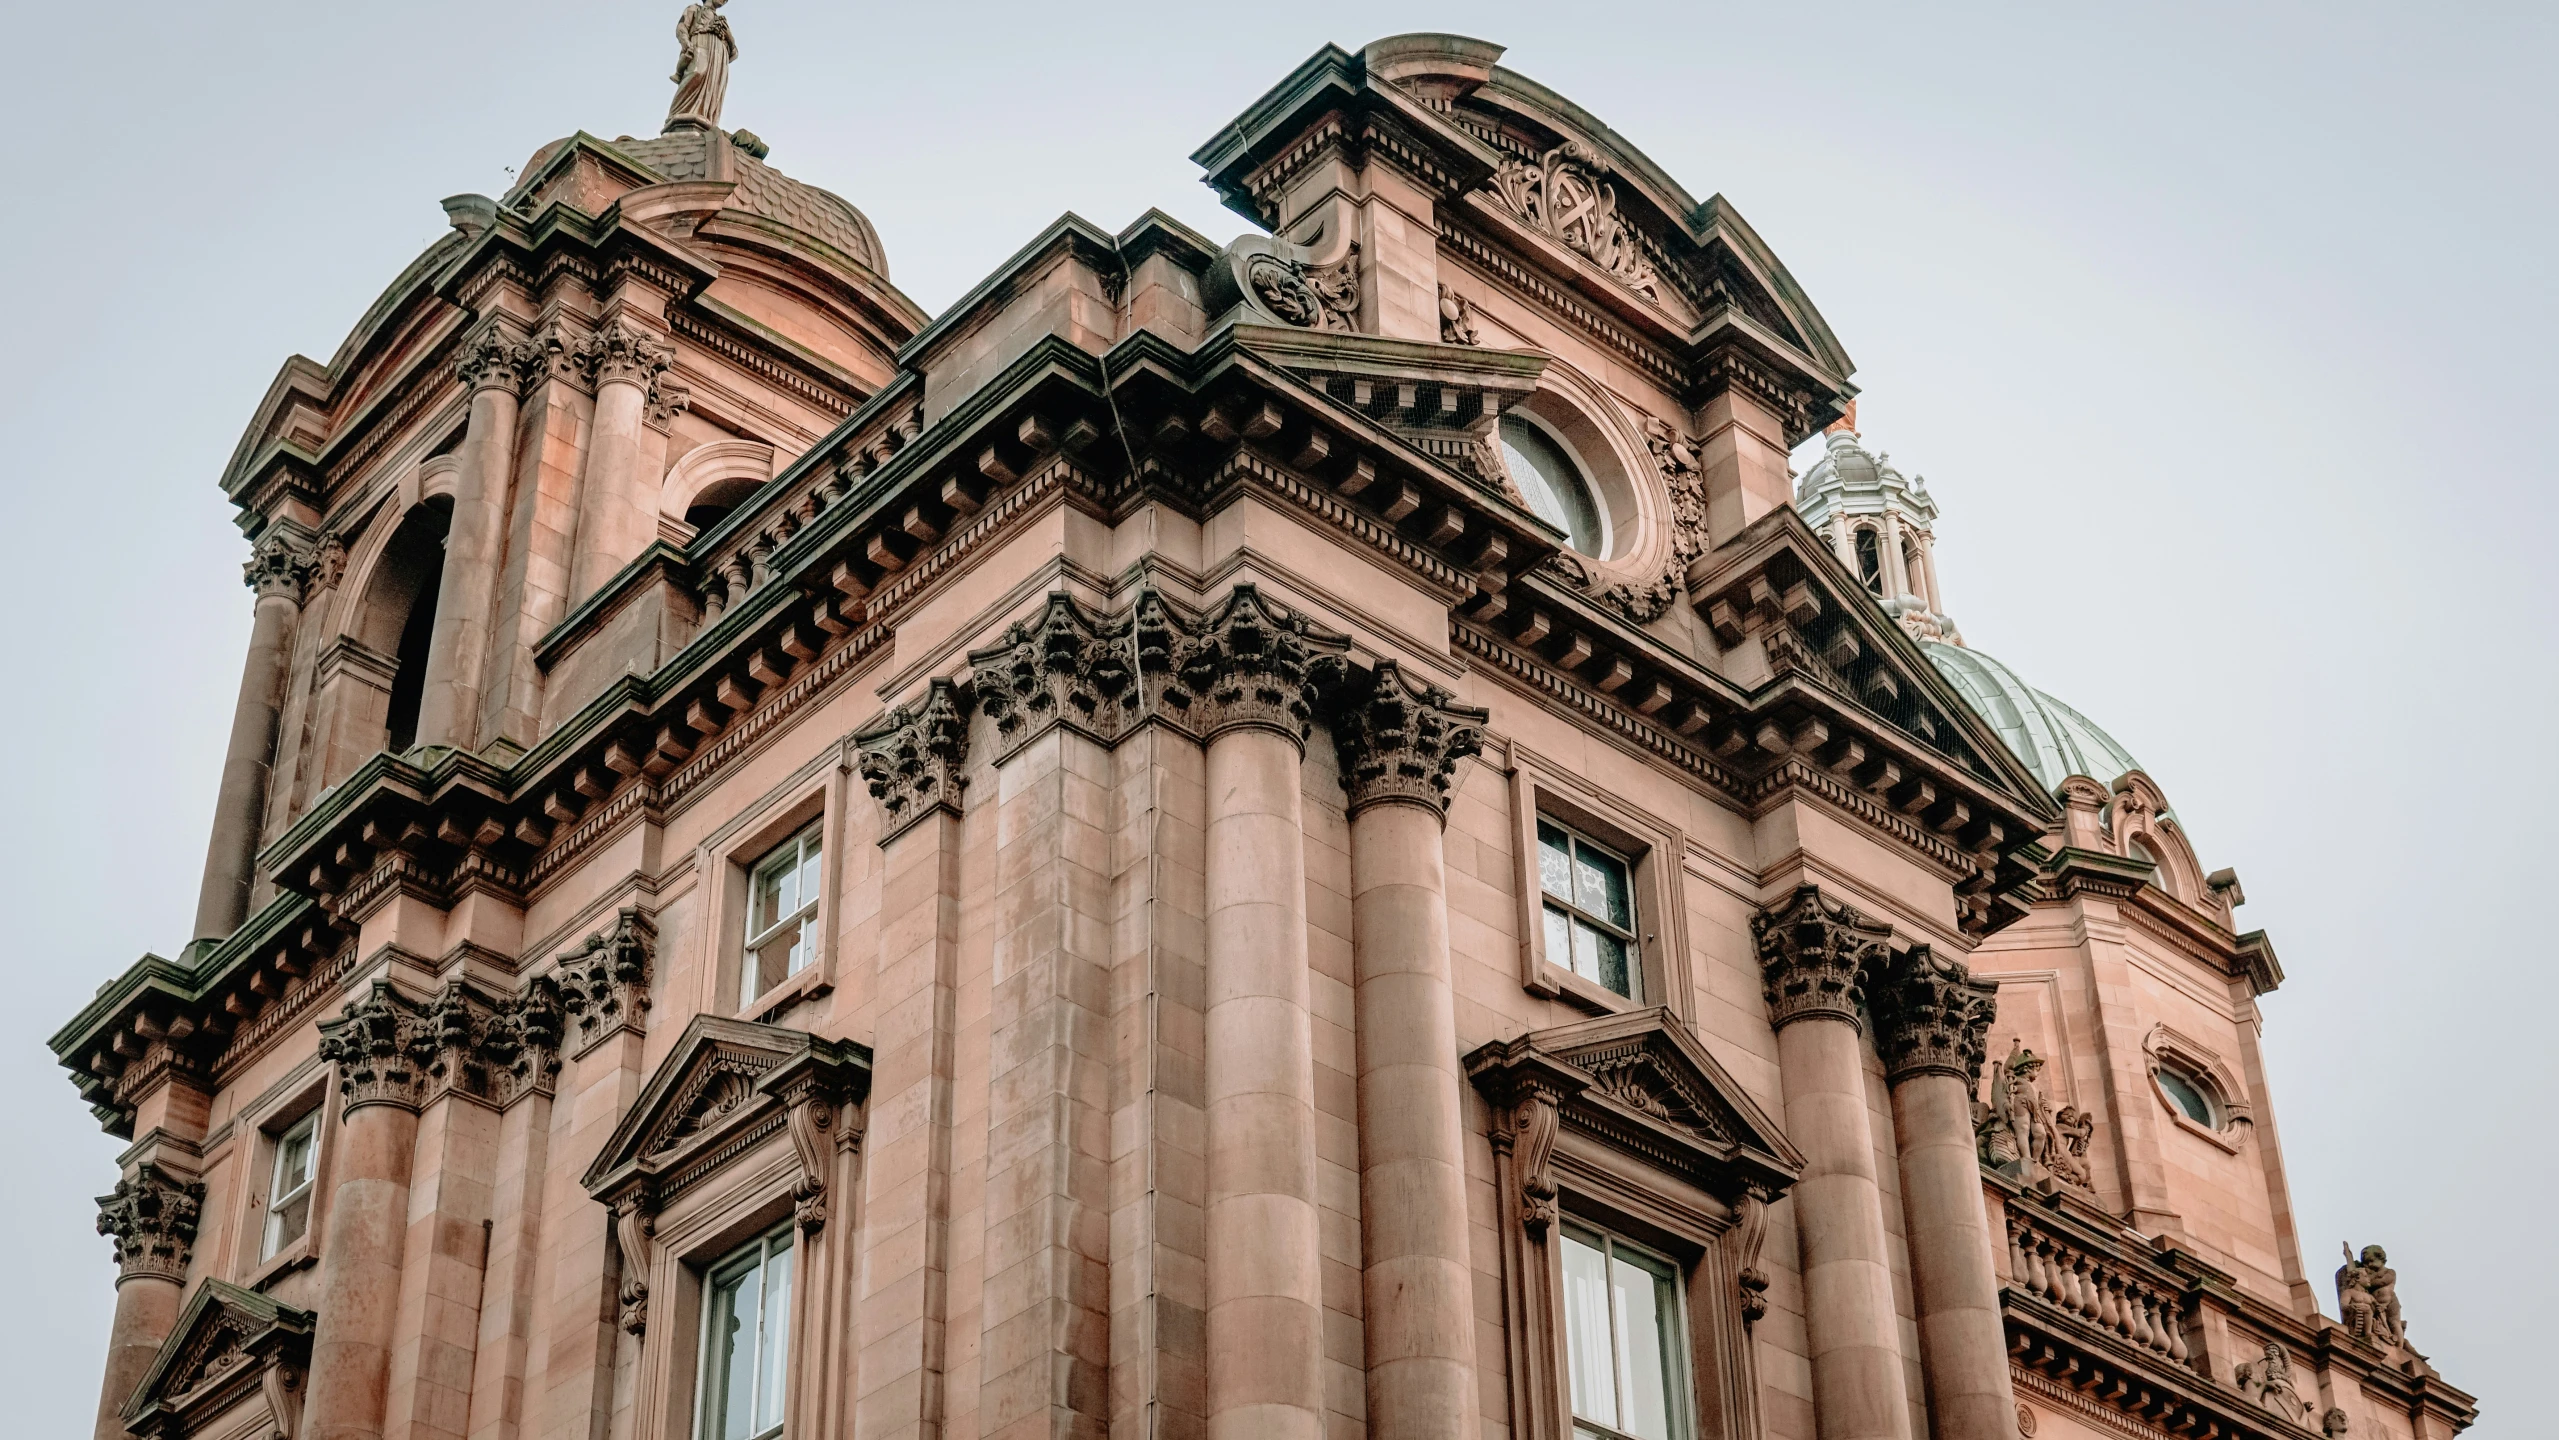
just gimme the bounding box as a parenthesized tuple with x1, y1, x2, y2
(1499, 357, 1666, 575)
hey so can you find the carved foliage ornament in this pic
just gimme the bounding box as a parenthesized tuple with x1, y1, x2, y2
(855, 678, 971, 840)
(1871, 943, 1999, 1085)
(243, 527, 320, 604)
(1595, 417, 1709, 624)
(970, 593, 1144, 757)
(556, 908, 656, 1048)
(96, 1162, 205, 1282)
(1142, 584, 1348, 746)
(317, 977, 566, 1114)
(1750, 885, 1893, 1032)
(1327, 660, 1487, 818)
(578, 318, 675, 389)
(1489, 141, 1661, 300)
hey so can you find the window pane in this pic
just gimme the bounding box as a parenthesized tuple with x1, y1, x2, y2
(274, 1120, 314, 1194)
(749, 919, 803, 1005)
(705, 1260, 762, 1440)
(757, 1239, 794, 1431)
(1575, 842, 1632, 929)
(1580, 922, 1633, 999)
(1611, 1251, 1676, 1440)
(1561, 1231, 1618, 1430)
(797, 835, 823, 911)
(1538, 822, 1576, 901)
(750, 850, 790, 934)
(2158, 1066, 2215, 1127)
(1544, 904, 1576, 978)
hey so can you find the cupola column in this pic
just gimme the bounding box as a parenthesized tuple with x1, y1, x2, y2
(1874, 945, 2019, 1440)
(1752, 886, 1917, 1440)
(415, 323, 528, 752)
(1333, 663, 1489, 1440)
(194, 529, 317, 940)
(1879, 510, 1914, 603)
(564, 313, 674, 606)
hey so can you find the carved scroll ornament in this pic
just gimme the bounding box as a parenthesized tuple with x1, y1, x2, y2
(1489, 141, 1661, 300)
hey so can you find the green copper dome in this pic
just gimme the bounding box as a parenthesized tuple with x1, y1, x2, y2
(1921, 640, 2142, 797)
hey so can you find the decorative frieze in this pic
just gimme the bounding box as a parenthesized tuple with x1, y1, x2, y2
(1488, 141, 1661, 300)
(854, 677, 971, 841)
(95, 1162, 205, 1284)
(1871, 943, 1999, 1085)
(1750, 884, 1891, 1031)
(556, 908, 655, 1053)
(1328, 660, 1487, 818)
(1595, 417, 1708, 623)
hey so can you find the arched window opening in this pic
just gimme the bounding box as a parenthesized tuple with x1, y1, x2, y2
(1499, 413, 1607, 558)
(683, 476, 766, 537)
(1853, 528, 1884, 594)
(2156, 1063, 2219, 1129)
(356, 502, 451, 757)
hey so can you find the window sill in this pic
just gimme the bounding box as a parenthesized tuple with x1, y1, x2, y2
(246, 1241, 315, 1292)
(1539, 960, 1646, 1017)
(743, 965, 830, 1023)
(2156, 1101, 2247, 1154)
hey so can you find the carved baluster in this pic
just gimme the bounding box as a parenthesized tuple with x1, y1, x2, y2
(2008, 1223, 2035, 1292)
(2117, 1276, 2146, 1343)
(2072, 1254, 2102, 1320)
(2161, 1294, 2191, 1361)
(2039, 1237, 2068, 1307)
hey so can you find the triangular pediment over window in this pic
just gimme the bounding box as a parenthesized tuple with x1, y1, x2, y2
(124, 1278, 314, 1438)
(580, 1014, 870, 1206)
(1467, 1007, 1802, 1197)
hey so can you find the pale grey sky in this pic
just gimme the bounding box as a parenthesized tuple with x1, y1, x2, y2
(5, 2, 2549, 1433)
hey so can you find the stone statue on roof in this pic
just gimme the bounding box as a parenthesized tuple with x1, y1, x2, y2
(666, 0, 737, 132)
(2337, 1243, 2405, 1348)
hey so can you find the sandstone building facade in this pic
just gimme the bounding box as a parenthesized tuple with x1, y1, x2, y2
(54, 20, 2476, 1440)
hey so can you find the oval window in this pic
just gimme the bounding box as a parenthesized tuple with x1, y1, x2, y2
(1500, 414, 1606, 557)
(2156, 1064, 2217, 1128)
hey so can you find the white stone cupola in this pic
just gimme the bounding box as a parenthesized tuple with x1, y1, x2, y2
(1793, 403, 1960, 643)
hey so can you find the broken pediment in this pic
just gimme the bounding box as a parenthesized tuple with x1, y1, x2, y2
(124, 1279, 313, 1439)
(1466, 1007, 1802, 1197)
(580, 1014, 869, 1208)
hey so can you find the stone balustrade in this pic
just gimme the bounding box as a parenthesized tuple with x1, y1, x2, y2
(2005, 1212, 2191, 1364)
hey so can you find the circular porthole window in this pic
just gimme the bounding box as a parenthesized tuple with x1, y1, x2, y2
(2155, 1063, 2219, 1129)
(1499, 413, 1607, 557)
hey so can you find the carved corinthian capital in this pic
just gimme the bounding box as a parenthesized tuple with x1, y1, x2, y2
(1871, 943, 1999, 1085)
(855, 678, 972, 842)
(1330, 660, 1488, 819)
(556, 909, 655, 1056)
(95, 1162, 205, 1284)
(578, 317, 674, 389)
(453, 322, 532, 395)
(242, 527, 319, 603)
(969, 593, 1142, 757)
(1750, 884, 1893, 1032)
(316, 980, 433, 1115)
(1141, 584, 1347, 747)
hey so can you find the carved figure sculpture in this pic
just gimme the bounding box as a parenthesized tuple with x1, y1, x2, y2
(2235, 1341, 2315, 1425)
(2337, 1243, 2405, 1348)
(1977, 1042, 2094, 1193)
(666, 0, 736, 131)
(1438, 284, 1480, 345)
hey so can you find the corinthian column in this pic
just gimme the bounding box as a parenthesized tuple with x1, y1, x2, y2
(194, 528, 316, 940)
(91, 1163, 206, 1440)
(565, 318, 672, 606)
(304, 982, 430, 1440)
(415, 325, 528, 751)
(1873, 944, 2017, 1440)
(1752, 886, 1914, 1440)
(1330, 661, 1488, 1440)
(1173, 586, 1344, 1440)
